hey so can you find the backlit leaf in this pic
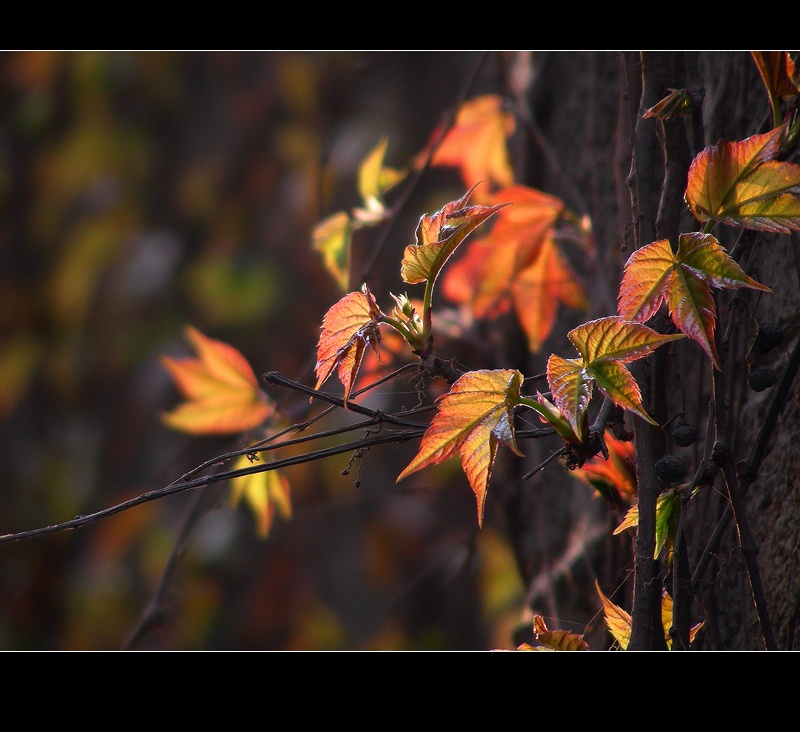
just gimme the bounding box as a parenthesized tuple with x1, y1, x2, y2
(354, 136, 406, 223)
(442, 186, 566, 318)
(572, 431, 636, 502)
(397, 369, 524, 527)
(643, 88, 694, 120)
(161, 325, 273, 435)
(229, 453, 292, 538)
(312, 211, 351, 293)
(751, 52, 799, 101)
(528, 614, 589, 651)
(686, 124, 800, 233)
(423, 94, 515, 193)
(618, 234, 770, 369)
(400, 184, 508, 289)
(614, 488, 683, 559)
(596, 580, 631, 650)
(314, 285, 383, 405)
(546, 353, 592, 440)
(512, 235, 587, 352)
(548, 317, 684, 435)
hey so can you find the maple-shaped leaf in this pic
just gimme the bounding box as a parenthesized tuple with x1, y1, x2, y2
(353, 136, 406, 224)
(618, 234, 770, 369)
(751, 52, 800, 102)
(400, 183, 509, 292)
(512, 235, 588, 352)
(685, 123, 800, 233)
(229, 453, 292, 538)
(397, 369, 524, 527)
(161, 325, 273, 435)
(442, 185, 566, 318)
(547, 317, 684, 438)
(572, 430, 636, 502)
(596, 580, 632, 650)
(421, 94, 516, 194)
(314, 285, 383, 405)
(312, 211, 351, 293)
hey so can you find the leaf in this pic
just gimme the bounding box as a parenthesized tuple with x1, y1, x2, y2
(229, 454, 292, 538)
(685, 124, 800, 233)
(312, 211, 351, 293)
(548, 317, 684, 437)
(613, 488, 683, 559)
(400, 183, 508, 290)
(618, 234, 770, 369)
(546, 353, 592, 440)
(314, 285, 383, 405)
(512, 235, 587, 352)
(572, 431, 637, 502)
(527, 614, 589, 651)
(596, 580, 631, 650)
(161, 325, 273, 435)
(442, 185, 566, 318)
(397, 369, 524, 527)
(353, 136, 406, 223)
(751, 52, 800, 101)
(422, 94, 516, 193)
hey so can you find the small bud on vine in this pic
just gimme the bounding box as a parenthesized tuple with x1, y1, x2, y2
(671, 420, 698, 447)
(654, 454, 686, 483)
(753, 322, 784, 354)
(747, 365, 777, 392)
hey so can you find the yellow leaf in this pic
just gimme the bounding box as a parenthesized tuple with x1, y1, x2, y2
(229, 454, 292, 538)
(161, 326, 273, 435)
(353, 136, 406, 223)
(312, 211, 351, 293)
(596, 580, 631, 650)
(397, 369, 524, 527)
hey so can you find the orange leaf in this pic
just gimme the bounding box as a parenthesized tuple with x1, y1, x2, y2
(618, 234, 770, 369)
(161, 325, 273, 435)
(686, 124, 800, 233)
(512, 235, 587, 352)
(423, 94, 515, 193)
(397, 369, 524, 527)
(442, 185, 565, 318)
(400, 183, 508, 290)
(229, 454, 292, 538)
(314, 285, 383, 405)
(525, 614, 589, 651)
(573, 431, 636, 501)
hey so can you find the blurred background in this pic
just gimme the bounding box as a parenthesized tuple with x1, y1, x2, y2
(0, 51, 555, 650)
